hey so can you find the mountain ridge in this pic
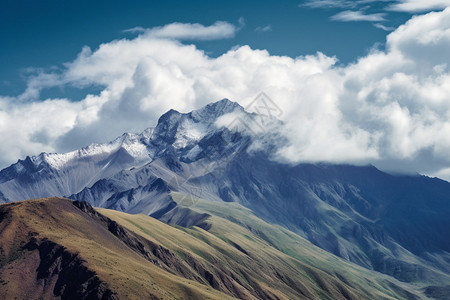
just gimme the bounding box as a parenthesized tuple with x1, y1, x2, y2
(0, 197, 430, 299)
(1, 98, 450, 296)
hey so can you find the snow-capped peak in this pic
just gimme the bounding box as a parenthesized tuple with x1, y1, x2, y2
(37, 131, 154, 170)
(190, 98, 243, 124)
(7, 99, 275, 174)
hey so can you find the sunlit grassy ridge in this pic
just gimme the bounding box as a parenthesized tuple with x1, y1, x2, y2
(100, 192, 427, 299)
(0, 198, 234, 300)
(0, 197, 427, 299)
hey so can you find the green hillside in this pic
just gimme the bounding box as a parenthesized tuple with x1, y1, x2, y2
(0, 197, 428, 299)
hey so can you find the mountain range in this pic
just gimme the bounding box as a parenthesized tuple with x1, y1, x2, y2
(1, 99, 450, 299)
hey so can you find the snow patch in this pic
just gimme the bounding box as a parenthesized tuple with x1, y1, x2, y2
(41, 129, 155, 170)
(173, 119, 206, 149)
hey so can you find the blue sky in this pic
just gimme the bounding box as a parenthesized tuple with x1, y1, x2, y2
(1, 0, 450, 179)
(0, 0, 411, 97)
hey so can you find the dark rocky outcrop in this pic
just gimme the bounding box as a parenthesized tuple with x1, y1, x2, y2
(23, 237, 117, 300)
(424, 285, 450, 300)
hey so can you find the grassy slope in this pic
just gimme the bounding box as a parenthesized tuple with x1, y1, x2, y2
(0, 196, 428, 299)
(99, 192, 428, 300)
(0, 198, 234, 300)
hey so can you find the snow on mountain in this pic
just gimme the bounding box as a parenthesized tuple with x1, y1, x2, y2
(41, 132, 151, 170)
(0, 98, 251, 203)
(2, 98, 450, 288)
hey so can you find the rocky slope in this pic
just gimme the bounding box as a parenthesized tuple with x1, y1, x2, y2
(1, 99, 450, 292)
(0, 197, 427, 299)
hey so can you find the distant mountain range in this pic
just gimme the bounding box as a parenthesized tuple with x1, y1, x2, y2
(1, 99, 450, 299)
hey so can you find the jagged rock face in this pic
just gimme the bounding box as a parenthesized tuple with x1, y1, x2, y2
(211, 152, 450, 282)
(5, 198, 366, 300)
(1, 99, 450, 285)
(23, 238, 118, 300)
(0, 98, 248, 208)
(0, 200, 117, 300)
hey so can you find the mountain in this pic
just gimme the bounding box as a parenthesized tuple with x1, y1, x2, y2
(0, 197, 427, 299)
(0, 99, 243, 206)
(0, 130, 153, 203)
(1, 99, 450, 297)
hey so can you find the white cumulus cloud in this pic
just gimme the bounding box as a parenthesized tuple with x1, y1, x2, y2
(2, 12, 450, 180)
(388, 0, 450, 12)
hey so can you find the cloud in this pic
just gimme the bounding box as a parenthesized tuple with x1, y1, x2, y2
(303, 0, 355, 9)
(302, 0, 390, 9)
(373, 23, 395, 30)
(0, 96, 82, 165)
(255, 25, 272, 32)
(388, 0, 450, 12)
(127, 21, 239, 41)
(2, 10, 450, 180)
(331, 10, 386, 21)
(238, 17, 245, 28)
(122, 26, 146, 34)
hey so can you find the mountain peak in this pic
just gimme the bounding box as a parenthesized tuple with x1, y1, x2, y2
(190, 98, 242, 122)
(156, 99, 243, 130)
(156, 109, 181, 127)
(202, 98, 241, 111)
(151, 99, 245, 149)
